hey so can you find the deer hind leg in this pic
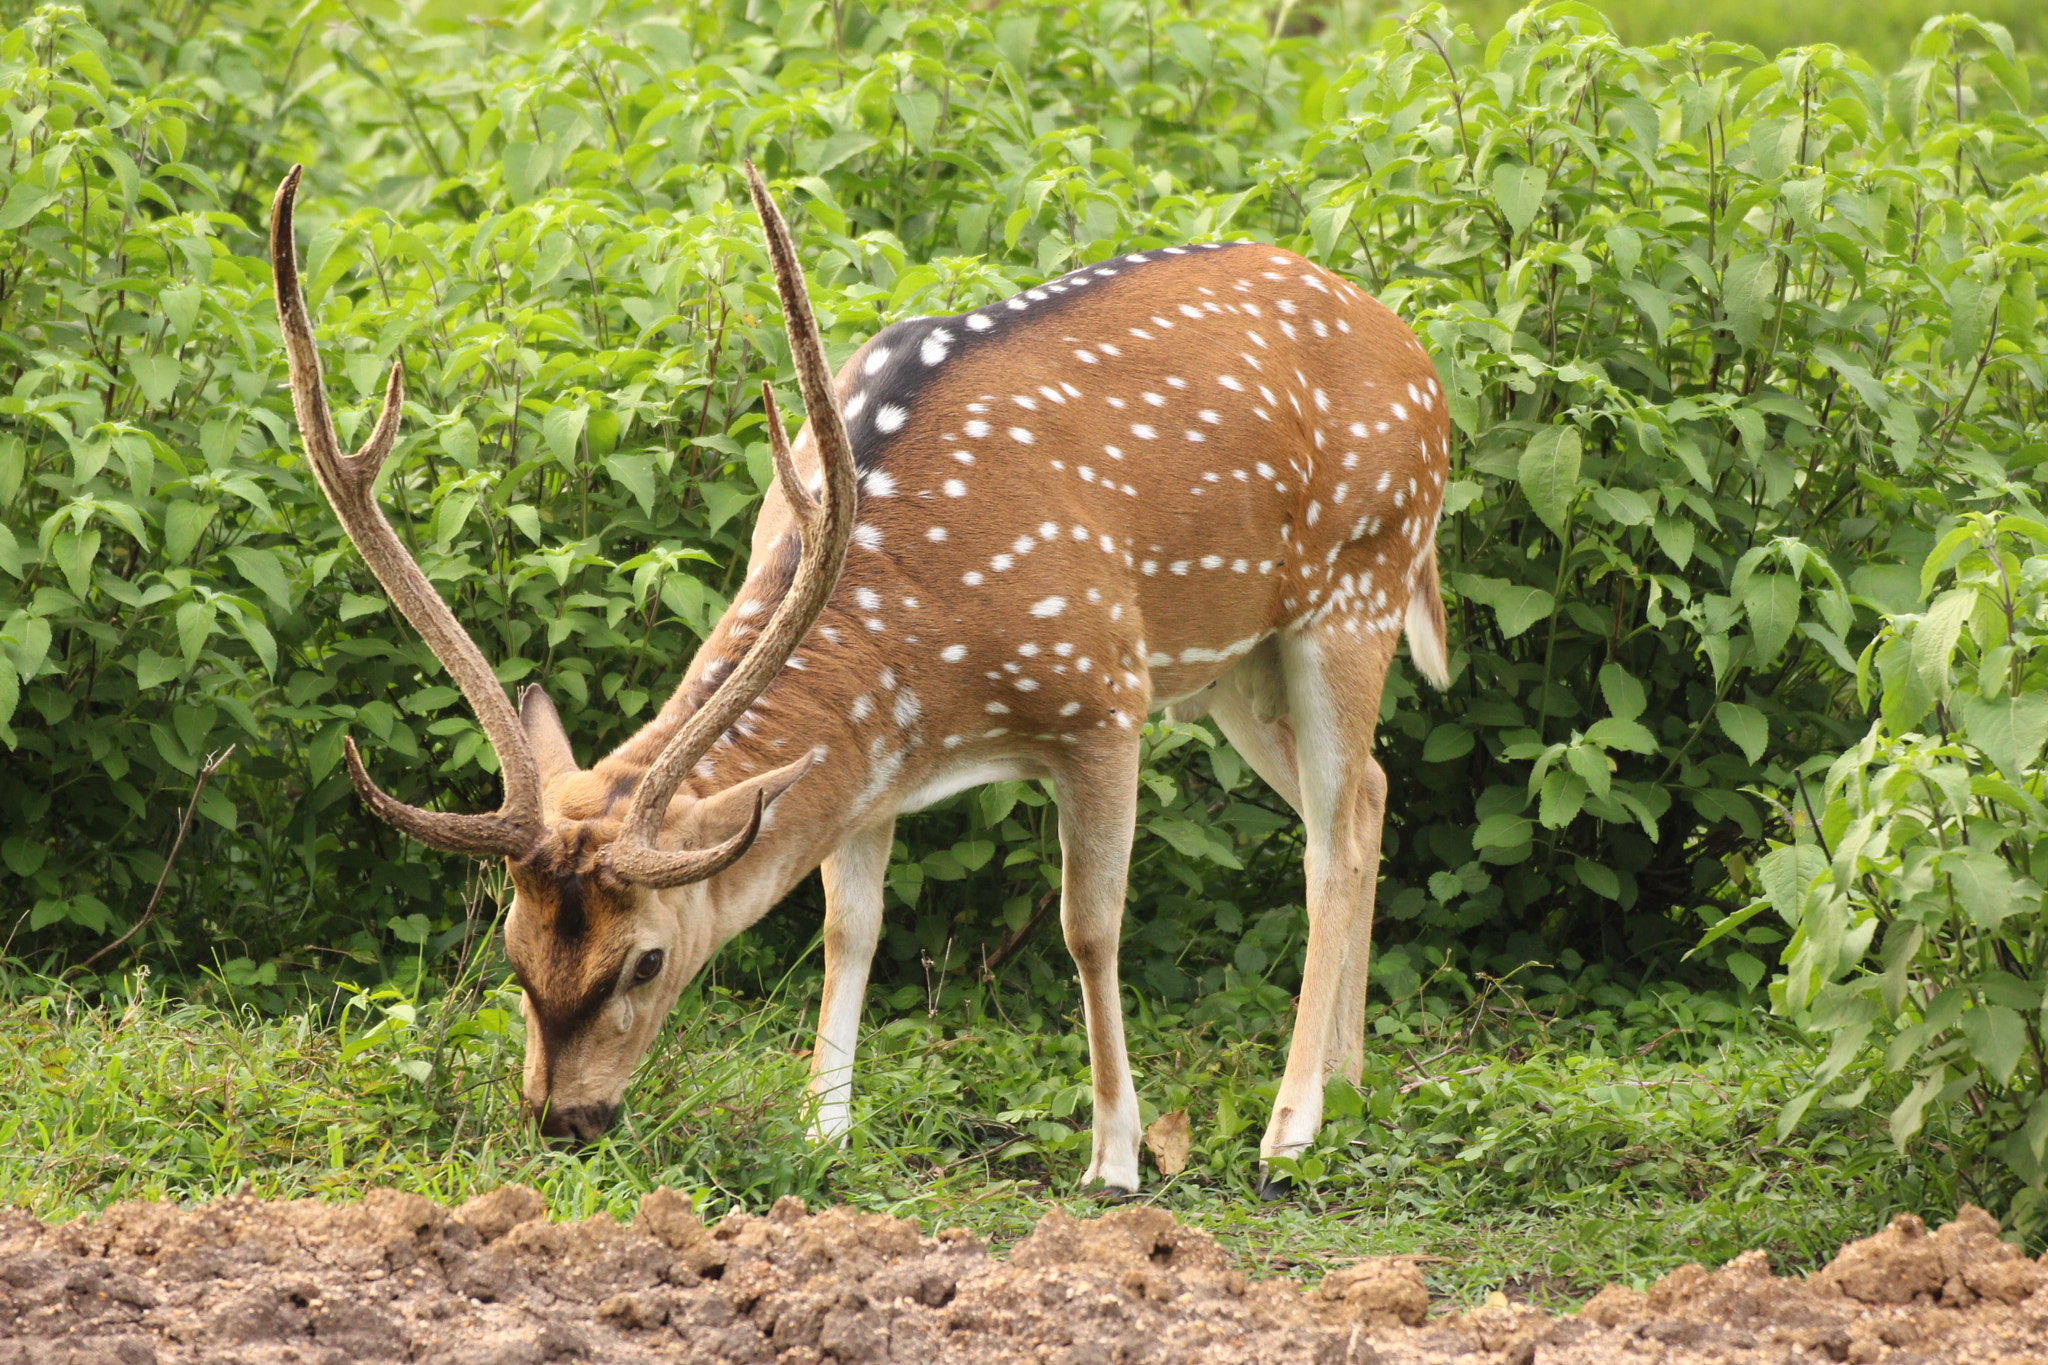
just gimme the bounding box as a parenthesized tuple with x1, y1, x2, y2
(1256, 628, 1395, 1189)
(1054, 739, 1144, 1193)
(1202, 645, 1383, 1082)
(809, 818, 894, 1145)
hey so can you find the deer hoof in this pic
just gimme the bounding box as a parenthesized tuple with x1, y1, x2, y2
(1254, 1171, 1293, 1202)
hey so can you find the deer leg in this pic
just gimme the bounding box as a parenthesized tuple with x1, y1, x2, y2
(1054, 741, 1144, 1193)
(1209, 680, 1385, 1082)
(1325, 756, 1387, 1088)
(1258, 630, 1393, 1194)
(809, 818, 894, 1145)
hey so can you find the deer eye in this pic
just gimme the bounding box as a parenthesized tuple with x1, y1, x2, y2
(632, 950, 665, 985)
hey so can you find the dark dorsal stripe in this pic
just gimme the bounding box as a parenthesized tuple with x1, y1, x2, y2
(840, 243, 1256, 473)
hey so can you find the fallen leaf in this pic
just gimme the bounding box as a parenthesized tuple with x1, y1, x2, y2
(1144, 1109, 1191, 1177)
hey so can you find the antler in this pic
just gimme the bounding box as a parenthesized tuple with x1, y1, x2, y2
(605, 161, 857, 888)
(271, 165, 544, 858)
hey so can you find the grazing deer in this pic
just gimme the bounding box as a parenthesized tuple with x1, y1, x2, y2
(271, 161, 1449, 1195)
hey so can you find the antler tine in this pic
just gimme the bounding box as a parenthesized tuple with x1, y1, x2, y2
(762, 379, 821, 522)
(607, 162, 857, 886)
(272, 165, 543, 858)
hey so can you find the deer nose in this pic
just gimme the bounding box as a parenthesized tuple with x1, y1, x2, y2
(532, 1100, 619, 1145)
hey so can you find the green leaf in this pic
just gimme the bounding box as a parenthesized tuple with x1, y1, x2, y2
(1598, 663, 1646, 723)
(1516, 426, 1581, 537)
(1646, 517, 1695, 573)
(1538, 769, 1586, 828)
(1491, 163, 1544, 238)
(1575, 856, 1620, 900)
(1741, 572, 1800, 666)
(1757, 843, 1828, 924)
(700, 481, 758, 535)
(163, 501, 216, 564)
(1950, 274, 2001, 363)
(1584, 717, 1657, 754)
(223, 545, 292, 612)
(893, 89, 941, 150)
(1946, 845, 2019, 930)
(1725, 951, 1765, 990)
(1488, 585, 1555, 639)
(1471, 813, 1532, 850)
(1716, 702, 1768, 764)
(1961, 1005, 2025, 1086)
(1721, 252, 1774, 351)
(1422, 724, 1474, 762)
(1147, 814, 1242, 869)
(0, 183, 54, 231)
(2, 836, 46, 878)
(1959, 691, 2048, 781)
(175, 600, 215, 666)
(129, 355, 181, 407)
(543, 403, 587, 467)
(605, 454, 658, 518)
(1913, 588, 1975, 699)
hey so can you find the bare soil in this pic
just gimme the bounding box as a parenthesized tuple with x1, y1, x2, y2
(7, 1187, 2048, 1364)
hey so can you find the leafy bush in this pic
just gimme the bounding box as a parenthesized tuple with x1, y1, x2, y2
(0, 0, 2042, 1009)
(1736, 512, 2048, 1233)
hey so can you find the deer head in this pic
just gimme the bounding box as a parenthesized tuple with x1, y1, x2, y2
(270, 162, 857, 1141)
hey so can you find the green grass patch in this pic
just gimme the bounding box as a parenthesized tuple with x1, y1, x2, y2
(1, 968, 1933, 1306)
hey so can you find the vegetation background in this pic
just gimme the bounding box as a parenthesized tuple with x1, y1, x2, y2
(2, 0, 2046, 1298)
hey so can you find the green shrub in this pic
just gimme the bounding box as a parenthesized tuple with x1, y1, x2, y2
(1732, 511, 2048, 1234)
(0, 0, 2042, 1007)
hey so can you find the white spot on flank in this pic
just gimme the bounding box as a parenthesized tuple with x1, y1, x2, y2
(965, 420, 990, 438)
(1132, 424, 1157, 439)
(1009, 427, 1035, 443)
(965, 313, 992, 331)
(875, 404, 908, 433)
(1391, 403, 1408, 421)
(944, 479, 967, 497)
(927, 526, 948, 542)
(952, 451, 974, 464)
(1031, 596, 1067, 617)
(963, 571, 984, 586)
(1074, 349, 1098, 363)
(850, 694, 874, 722)
(921, 329, 953, 365)
(853, 523, 883, 551)
(942, 644, 967, 662)
(864, 348, 891, 375)
(893, 690, 921, 727)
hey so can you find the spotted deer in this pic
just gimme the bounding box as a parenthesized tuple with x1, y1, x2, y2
(272, 161, 1450, 1195)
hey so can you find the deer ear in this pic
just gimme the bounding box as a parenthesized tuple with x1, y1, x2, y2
(520, 685, 580, 784)
(678, 749, 819, 845)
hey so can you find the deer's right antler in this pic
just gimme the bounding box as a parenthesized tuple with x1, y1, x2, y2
(603, 161, 859, 888)
(271, 166, 543, 858)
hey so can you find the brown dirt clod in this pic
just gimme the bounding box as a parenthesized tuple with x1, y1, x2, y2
(7, 1193, 2048, 1363)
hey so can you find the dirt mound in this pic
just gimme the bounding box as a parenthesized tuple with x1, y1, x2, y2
(6, 1190, 2048, 1364)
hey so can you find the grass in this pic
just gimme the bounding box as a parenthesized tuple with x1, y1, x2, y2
(0, 959, 1942, 1308)
(1436, 0, 2043, 67)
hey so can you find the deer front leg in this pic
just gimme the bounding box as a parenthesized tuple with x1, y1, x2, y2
(809, 818, 894, 1145)
(1054, 742, 1143, 1194)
